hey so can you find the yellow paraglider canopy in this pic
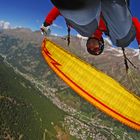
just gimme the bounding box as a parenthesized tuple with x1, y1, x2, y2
(42, 38, 140, 131)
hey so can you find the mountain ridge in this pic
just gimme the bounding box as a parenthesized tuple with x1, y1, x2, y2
(0, 28, 140, 139)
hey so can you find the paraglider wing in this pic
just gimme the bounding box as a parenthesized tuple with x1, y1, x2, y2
(42, 38, 140, 131)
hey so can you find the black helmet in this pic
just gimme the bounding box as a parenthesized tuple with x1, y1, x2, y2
(51, 0, 88, 10)
(86, 37, 104, 55)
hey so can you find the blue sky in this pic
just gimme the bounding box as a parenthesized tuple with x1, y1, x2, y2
(0, 0, 140, 48)
(0, 0, 70, 35)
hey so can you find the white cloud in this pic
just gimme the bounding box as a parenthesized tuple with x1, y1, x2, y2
(132, 49, 139, 57)
(104, 37, 113, 46)
(0, 20, 11, 29)
(52, 23, 63, 29)
(13, 26, 22, 29)
(77, 34, 88, 40)
(0, 20, 23, 30)
(52, 33, 58, 36)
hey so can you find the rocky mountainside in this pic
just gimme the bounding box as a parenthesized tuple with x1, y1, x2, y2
(0, 28, 140, 140)
(1, 28, 140, 95)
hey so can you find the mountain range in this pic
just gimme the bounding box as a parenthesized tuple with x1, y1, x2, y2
(0, 28, 140, 140)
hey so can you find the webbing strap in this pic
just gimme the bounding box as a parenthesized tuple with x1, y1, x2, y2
(67, 24, 71, 46)
(122, 47, 138, 73)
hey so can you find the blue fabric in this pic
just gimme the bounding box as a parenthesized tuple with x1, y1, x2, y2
(60, 0, 101, 25)
(60, 0, 101, 36)
(52, 0, 135, 47)
(101, 0, 133, 46)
